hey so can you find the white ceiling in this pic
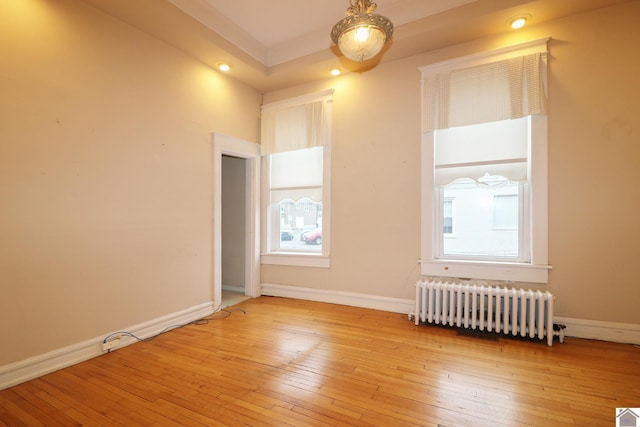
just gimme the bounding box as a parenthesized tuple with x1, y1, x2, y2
(166, 0, 479, 66)
(83, 0, 631, 92)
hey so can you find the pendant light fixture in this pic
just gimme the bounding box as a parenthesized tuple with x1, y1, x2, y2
(330, 0, 394, 62)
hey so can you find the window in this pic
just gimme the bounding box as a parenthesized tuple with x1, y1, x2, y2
(261, 90, 333, 268)
(420, 38, 551, 283)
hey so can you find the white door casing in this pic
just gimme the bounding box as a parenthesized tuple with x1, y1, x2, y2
(212, 133, 261, 307)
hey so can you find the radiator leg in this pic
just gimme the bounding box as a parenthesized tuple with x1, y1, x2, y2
(553, 323, 566, 344)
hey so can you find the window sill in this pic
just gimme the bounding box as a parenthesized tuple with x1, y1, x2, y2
(419, 259, 551, 284)
(262, 253, 330, 268)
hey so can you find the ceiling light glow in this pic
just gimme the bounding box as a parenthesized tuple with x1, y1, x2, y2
(510, 17, 527, 29)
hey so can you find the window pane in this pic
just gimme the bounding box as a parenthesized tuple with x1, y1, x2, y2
(278, 199, 322, 252)
(442, 179, 519, 259)
(493, 195, 518, 229)
(443, 199, 453, 234)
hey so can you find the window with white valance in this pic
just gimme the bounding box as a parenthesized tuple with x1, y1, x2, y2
(420, 38, 551, 283)
(422, 51, 547, 132)
(261, 90, 333, 267)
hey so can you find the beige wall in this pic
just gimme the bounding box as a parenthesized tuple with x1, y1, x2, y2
(0, 0, 260, 365)
(262, 1, 640, 325)
(543, 1, 639, 323)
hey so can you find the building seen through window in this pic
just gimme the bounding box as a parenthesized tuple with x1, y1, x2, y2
(278, 199, 322, 251)
(441, 176, 520, 260)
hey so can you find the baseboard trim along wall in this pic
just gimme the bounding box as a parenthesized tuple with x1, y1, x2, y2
(554, 316, 640, 345)
(0, 301, 214, 391)
(261, 283, 415, 315)
(261, 283, 640, 345)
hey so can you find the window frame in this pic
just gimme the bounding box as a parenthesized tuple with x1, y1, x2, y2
(260, 90, 333, 268)
(419, 39, 551, 283)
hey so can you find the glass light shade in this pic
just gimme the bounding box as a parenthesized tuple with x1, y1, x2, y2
(331, 12, 393, 62)
(338, 24, 386, 61)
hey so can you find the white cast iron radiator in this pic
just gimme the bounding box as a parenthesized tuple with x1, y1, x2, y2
(411, 279, 563, 346)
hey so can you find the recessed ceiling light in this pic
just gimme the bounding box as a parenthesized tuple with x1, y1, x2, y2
(510, 16, 528, 29)
(217, 62, 232, 72)
(330, 68, 341, 76)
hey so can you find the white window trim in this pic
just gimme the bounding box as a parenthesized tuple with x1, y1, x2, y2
(261, 90, 332, 268)
(420, 39, 551, 283)
(261, 252, 331, 268)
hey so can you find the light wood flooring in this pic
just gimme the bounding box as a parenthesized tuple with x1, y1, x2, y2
(1, 296, 639, 426)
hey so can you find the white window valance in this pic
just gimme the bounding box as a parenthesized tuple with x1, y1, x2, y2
(421, 38, 549, 132)
(261, 90, 333, 155)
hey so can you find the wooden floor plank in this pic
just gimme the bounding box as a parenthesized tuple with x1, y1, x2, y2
(1, 296, 639, 426)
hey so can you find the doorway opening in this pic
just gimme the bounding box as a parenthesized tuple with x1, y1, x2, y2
(221, 155, 250, 307)
(212, 133, 260, 310)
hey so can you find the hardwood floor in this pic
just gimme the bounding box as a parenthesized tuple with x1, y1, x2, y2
(1, 296, 639, 426)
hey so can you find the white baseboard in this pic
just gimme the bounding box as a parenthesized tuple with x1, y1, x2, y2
(261, 283, 640, 345)
(261, 283, 415, 314)
(554, 316, 640, 345)
(0, 301, 214, 391)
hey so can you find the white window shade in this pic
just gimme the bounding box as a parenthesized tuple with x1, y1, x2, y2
(423, 50, 547, 132)
(435, 117, 528, 186)
(270, 147, 323, 203)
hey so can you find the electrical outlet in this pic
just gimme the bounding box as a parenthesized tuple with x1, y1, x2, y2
(102, 336, 121, 351)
